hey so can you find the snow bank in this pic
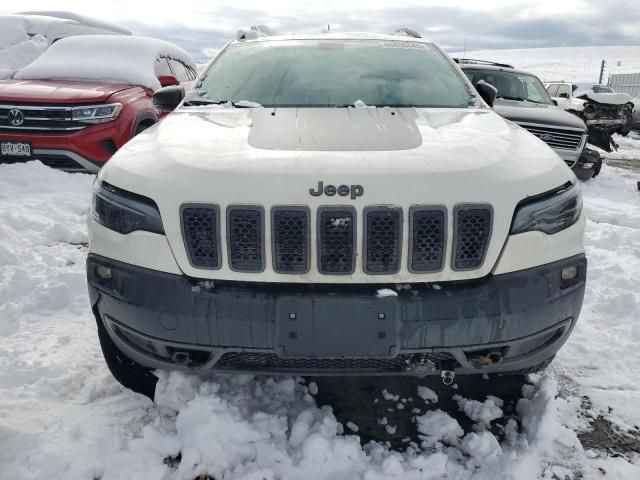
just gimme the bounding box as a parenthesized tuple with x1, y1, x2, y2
(0, 17, 48, 79)
(454, 395, 503, 428)
(14, 35, 195, 90)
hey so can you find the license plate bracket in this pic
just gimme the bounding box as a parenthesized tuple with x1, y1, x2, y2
(276, 297, 397, 357)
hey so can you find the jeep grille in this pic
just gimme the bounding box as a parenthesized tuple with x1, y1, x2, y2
(180, 204, 493, 275)
(181, 205, 220, 269)
(409, 207, 446, 272)
(453, 205, 492, 270)
(227, 207, 264, 272)
(318, 207, 356, 274)
(364, 207, 402, 274)
(272, 207, 310, 273)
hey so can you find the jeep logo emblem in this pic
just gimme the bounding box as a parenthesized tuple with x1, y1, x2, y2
(8, 109, 24, 127)
(309, 181, 363, 199)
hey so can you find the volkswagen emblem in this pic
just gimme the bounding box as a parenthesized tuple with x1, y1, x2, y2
(8, 109, 24, 126)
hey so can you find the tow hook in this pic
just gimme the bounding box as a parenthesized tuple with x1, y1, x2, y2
(441, 370, 455, 386)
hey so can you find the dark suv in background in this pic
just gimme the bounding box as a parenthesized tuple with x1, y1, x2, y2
(457, 59, 599, 180)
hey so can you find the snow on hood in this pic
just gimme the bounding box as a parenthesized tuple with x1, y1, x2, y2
(0, 16, 29, 47)
(14, 35, 195, 90)
(576, 91, 633, 105)
(0, 17, 48, 79)
(15, 11, 132, 35)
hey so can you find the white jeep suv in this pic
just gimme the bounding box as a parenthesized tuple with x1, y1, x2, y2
(87, 33, 586, 397)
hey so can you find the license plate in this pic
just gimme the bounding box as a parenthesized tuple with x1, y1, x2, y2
(0, 141, 31, 157)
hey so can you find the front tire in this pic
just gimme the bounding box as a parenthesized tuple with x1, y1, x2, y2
(573, 165, 595, 181)
(94, 307, 158, 400)
(133, 120, 155, 136)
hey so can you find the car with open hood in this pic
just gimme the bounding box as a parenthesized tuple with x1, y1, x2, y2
(86, 31, 586, 398)
(546, 81, 634, 151)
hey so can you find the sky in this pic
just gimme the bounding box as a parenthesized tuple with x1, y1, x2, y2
(2, 0, 639, 61)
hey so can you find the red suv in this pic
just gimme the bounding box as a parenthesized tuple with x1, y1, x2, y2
(0, 35, 196, 172)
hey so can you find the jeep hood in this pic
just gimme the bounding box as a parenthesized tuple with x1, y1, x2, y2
(576, 92, 633, 105)
(100, 107, 575, 282)
(494, 100, 586, 130)
(0, 79, 134, 103)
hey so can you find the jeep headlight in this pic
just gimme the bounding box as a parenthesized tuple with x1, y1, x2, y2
(511, 183, 582, 235)
(72, 103, 122, 123)
(92, 182, 164, 235)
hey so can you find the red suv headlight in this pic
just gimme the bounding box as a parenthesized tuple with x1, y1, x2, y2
(71, 103, 122, 124)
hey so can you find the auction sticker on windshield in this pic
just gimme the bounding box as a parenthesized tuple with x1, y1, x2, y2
(0, 141, 31, 157)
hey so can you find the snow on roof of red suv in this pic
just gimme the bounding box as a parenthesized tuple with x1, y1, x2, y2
(14, 35, 195, 91)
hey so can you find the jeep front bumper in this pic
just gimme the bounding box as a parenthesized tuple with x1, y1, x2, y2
(88, 253, 586, 376)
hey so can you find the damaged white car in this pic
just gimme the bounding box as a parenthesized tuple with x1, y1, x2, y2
(546, 81, 635, 151)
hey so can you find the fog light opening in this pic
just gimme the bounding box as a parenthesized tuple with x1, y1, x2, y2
(95, 265, 112, 280)
(561, 266, 578, 281)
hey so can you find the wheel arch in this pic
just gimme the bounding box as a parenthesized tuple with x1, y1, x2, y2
(131, 111, 158, 136)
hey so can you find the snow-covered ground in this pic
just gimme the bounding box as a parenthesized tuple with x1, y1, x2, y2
(453, 45, 640, 84)
(0, 145, 639, 478)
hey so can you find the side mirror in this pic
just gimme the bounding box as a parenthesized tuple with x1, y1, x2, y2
(558, 93, 569, 99)
(475, 80, 497, 108)
(153, 85, 185, 111)
(158, 75, 179, 87)
(552, 99, 558, 106)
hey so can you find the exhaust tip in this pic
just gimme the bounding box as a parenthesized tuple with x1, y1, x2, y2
(171, 351, 190, 366)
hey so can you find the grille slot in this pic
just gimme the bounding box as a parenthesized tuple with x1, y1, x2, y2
(181, 204, 220, 269)
(453, 205, 492, 271)
(518, 124, 584, 151)
(364, 207, 402, 274)
(0, 104, 86, 132)
(317, 207, 356, 275)
(215, 352, 457, 371)
(409, 207, 446, 272)
(227, 206, 264, 272)
(272, 207, 310, 273)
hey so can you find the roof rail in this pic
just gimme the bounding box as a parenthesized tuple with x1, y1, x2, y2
(236, 25, 276, 41)
(393, 27, 422, 39)
(453, 58, 515, 69)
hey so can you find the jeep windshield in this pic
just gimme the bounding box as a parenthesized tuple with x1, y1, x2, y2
(186, 39, 474, 108)
(463, 68, 554, 105)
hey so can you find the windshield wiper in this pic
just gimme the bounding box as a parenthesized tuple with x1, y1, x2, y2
(497, 95, 527, 102)
(182, 99, 260, 108)
(522, 98, 547, 104)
